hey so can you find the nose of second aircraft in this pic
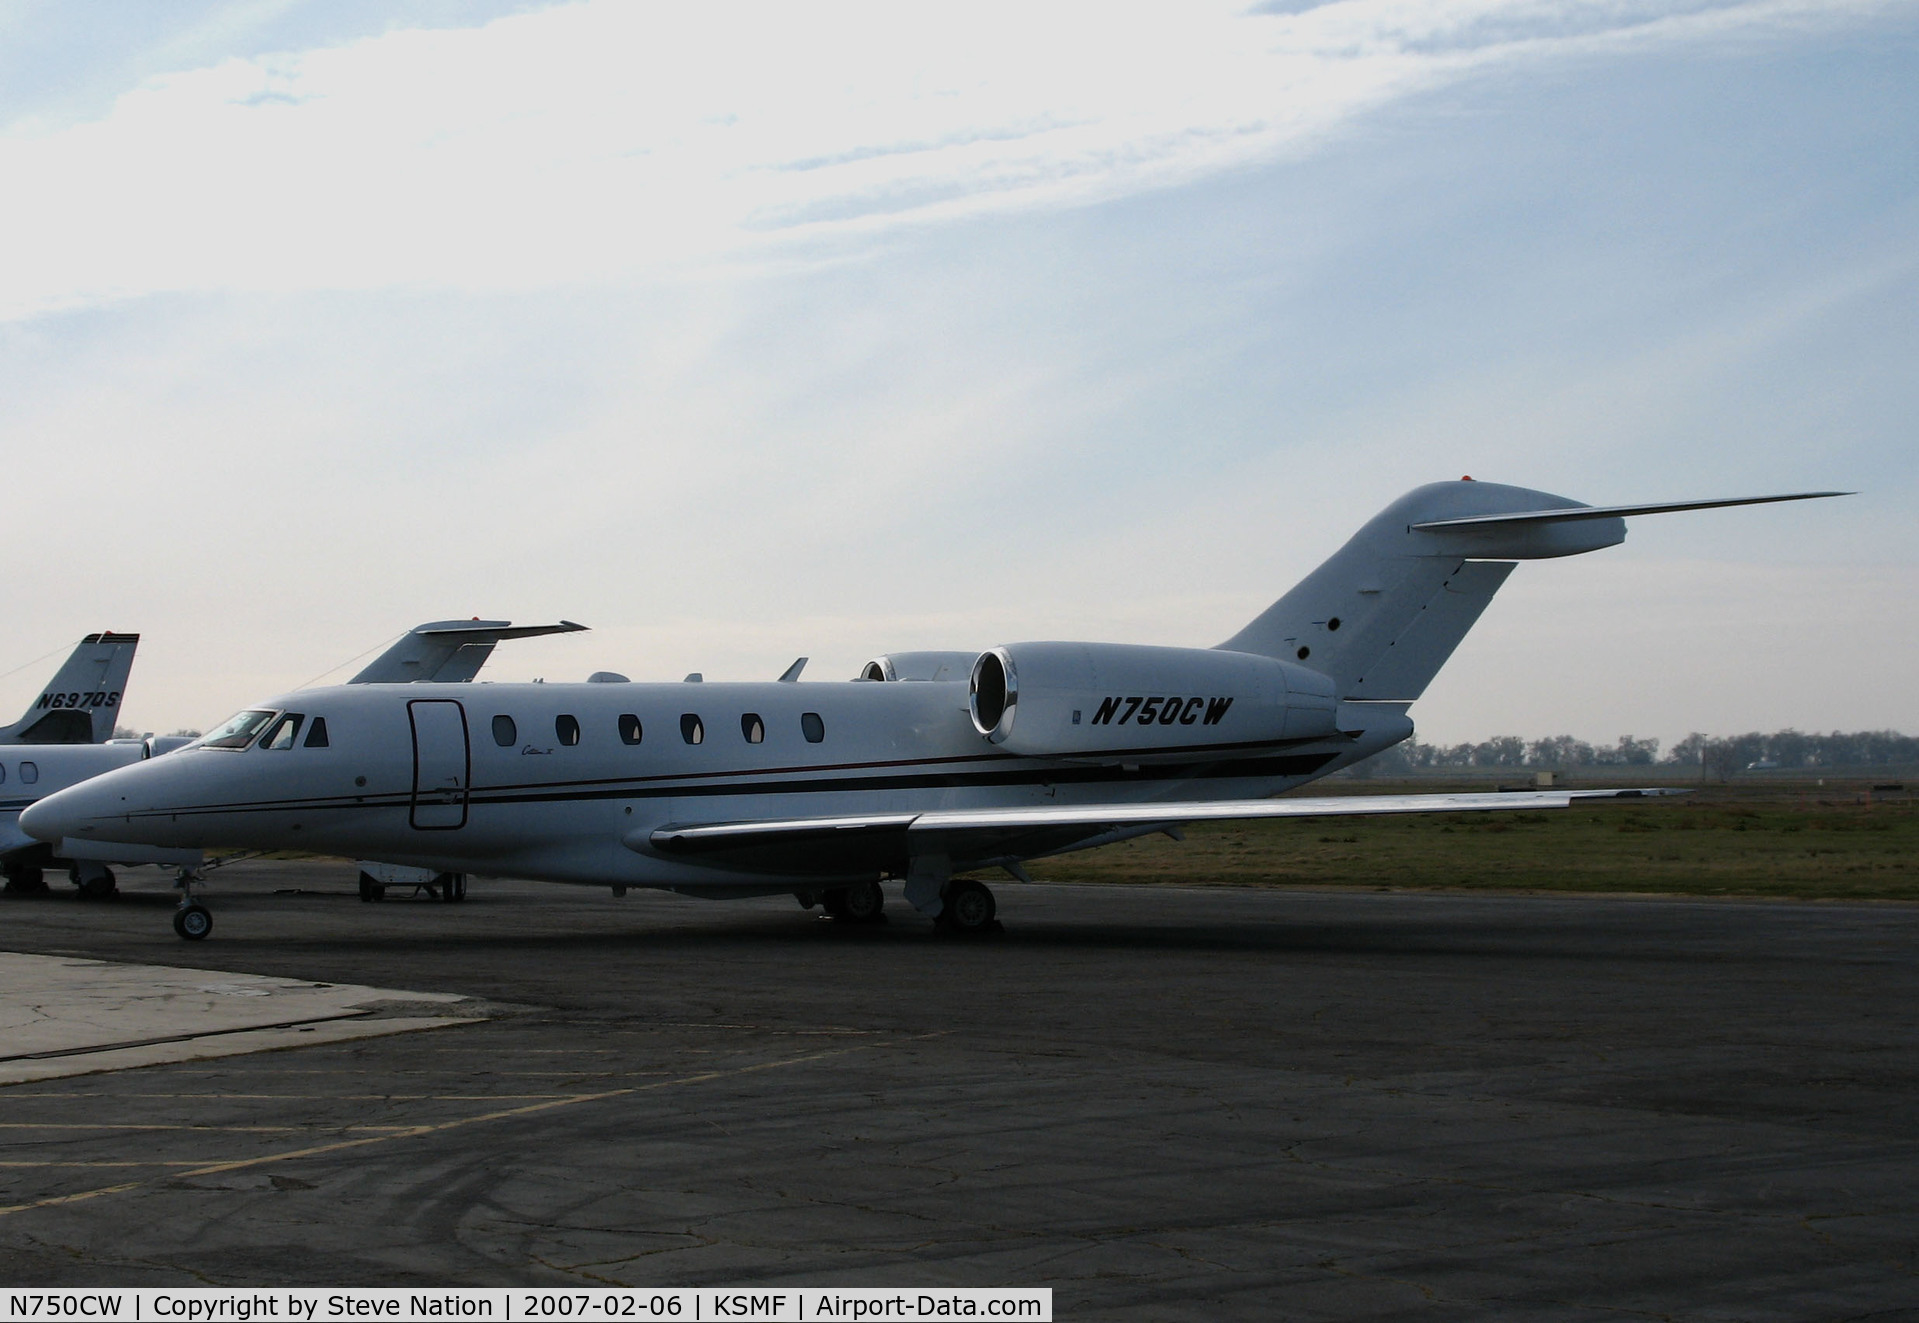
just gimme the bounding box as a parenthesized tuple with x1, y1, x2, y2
(21, 770, 141, 845)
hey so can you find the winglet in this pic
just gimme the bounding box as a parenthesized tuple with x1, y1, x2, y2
(777, 657, 808, 683)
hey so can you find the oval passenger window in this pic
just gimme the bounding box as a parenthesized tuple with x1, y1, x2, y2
(492, 715, 517, 747)
(681, 714, 704, 745)
(556, 715, 581, 747)
(741, 713, 764, 744)
(619, 714, 643, 745)
(801, 712, 825, 744)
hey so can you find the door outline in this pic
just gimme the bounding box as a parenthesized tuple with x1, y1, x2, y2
(408, 699, 470, 830)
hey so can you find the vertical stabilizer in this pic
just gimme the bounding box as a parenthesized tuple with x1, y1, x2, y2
(1217, 482, 1621, 701)
(0, 632, 140, 744)
(1218, 481, 1844, 702)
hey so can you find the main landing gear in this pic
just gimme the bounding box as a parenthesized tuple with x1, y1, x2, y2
(937, 878, 999, 936)
(71, 863, 118, 901)
(811, 878, 887, 924)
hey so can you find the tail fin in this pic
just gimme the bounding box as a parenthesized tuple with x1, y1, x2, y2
(1219, 481, 1845, 701)
(0, 632, 140, 744)
(349, 619, 587, 684)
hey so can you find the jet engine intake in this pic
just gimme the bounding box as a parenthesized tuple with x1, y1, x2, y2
(968, 642, 1335, 759)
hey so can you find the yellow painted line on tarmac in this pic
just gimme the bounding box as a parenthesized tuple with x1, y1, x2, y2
(0, 1123, 421, 1133)
(0, 1033, 942, 1219)
(1, 1093, 572, 1101)
(0, 1162, 214, 1168)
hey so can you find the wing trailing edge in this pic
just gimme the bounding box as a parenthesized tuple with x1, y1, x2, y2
(636, 789, 1684, 875)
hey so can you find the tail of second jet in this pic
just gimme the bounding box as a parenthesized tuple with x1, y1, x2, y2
(0, 632, 140, 744)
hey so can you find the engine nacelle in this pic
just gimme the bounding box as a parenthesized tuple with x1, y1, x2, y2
(968, 643, 1336, 759)
(859, 651, 977, 682)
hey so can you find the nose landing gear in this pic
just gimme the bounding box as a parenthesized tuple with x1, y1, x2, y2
(172, 865, 213, 940)
(173, 901, 213, 940)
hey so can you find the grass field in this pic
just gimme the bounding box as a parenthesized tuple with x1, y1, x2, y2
(1020, 780, 1919, 902)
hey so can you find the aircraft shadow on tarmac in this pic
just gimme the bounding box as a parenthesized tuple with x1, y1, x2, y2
(1, 879, 1816, 965)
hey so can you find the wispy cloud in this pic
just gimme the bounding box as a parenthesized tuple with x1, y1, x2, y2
(0, 0, 1888, 319)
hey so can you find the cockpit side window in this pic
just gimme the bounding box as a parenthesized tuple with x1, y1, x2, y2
(260, 714, 305, 751)
(303, 716, 330, 748)
(203, 709, 279, 750)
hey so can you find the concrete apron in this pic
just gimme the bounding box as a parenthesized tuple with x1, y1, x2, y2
(0, 952, 481, 1085)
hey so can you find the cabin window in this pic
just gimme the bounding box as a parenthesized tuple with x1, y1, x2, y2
(304, 717, 330, 748)
(260, 713, 304, 751)
(556, 714, 581, 747)
(19, 762, 37, 785)
(492, 715, 517, 747)
(0, 763, 6, 784)
(681, 713, 704, 745)
(203, 709, 278, 750)
(618, 714, 643, 745)
(741, 713, 764, 744)
(801, 712, 825, 743)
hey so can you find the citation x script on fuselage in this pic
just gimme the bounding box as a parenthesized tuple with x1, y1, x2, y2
(22, 480, 1849, 941)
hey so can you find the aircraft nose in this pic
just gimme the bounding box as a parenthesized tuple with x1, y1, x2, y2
(20, 782, 110, 843)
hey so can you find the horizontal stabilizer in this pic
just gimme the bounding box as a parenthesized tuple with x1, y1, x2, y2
(636, 788, 1682, 875)
(1410, 492, 1849, 531)
(350, 619, 587, 684)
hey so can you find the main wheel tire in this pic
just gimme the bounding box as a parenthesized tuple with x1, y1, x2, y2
(73, 867, 118, 900)
(173, 902, 213, 941)
(358, 873, 385, 902)
(941, 879, 997, 934)
(448, 874, 467, 902)
(840, 878, 886, 923)
(820, 889, 849, 918)
(4, 866, 49, 895)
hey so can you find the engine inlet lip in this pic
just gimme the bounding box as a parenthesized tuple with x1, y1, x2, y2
(968, 648, 1018, 742)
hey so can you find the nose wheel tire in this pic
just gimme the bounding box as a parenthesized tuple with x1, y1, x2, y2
(939, 879, 998, 935)
(173, 902, 213, 941)
(358, 873, 386, 902)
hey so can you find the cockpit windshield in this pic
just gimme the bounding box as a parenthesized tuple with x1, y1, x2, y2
(201, 709, 280, 750)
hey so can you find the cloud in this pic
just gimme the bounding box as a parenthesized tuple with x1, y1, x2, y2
(0, 0, 1892, 320)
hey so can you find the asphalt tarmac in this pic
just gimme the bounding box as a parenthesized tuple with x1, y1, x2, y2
(1, 862, 1916, 1321)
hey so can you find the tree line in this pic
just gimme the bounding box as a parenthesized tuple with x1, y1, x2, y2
(1357, 729, 1919, 777)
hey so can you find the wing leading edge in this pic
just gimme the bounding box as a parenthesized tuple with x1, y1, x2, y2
(634, 789, 1682, 876)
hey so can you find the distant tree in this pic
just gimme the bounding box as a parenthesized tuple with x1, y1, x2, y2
(1472, 736, 1527, 767)
(1666, 733, 1708, 766)
(169, 728, 202, 738)
(112, 725, 143, 740)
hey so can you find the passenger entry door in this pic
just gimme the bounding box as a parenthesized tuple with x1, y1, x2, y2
(408, 699, 470, 830)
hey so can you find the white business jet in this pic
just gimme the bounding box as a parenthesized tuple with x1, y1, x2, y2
(22, 481, 1844, 940)
(2, 620, 580, 899)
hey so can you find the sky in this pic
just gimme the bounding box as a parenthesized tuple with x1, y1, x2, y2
(0, 0, 1913, 748)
